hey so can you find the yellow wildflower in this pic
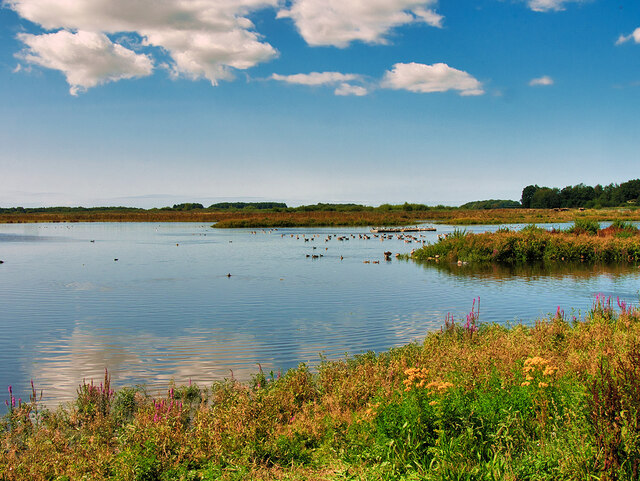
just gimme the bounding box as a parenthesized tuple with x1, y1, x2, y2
(522, 356, 558, 386)
(521, 381, 531, 387)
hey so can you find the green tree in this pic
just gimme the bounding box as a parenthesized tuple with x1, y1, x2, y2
(531, 187, 561, 208)
(521, 185, 539, 208)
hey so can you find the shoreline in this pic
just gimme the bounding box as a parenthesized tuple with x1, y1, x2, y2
(3, 300, 640, 480)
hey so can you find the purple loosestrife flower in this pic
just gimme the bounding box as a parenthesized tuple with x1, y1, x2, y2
(617, 296, 628, 312)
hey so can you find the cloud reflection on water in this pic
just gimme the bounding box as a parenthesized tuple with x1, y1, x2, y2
(28, 311, 440, 405)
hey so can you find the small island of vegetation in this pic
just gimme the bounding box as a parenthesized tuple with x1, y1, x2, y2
(411, 220, 640, 264)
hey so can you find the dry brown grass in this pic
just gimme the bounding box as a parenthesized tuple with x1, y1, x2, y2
(2, 207, 639, 226)
(427, 207, 640, 225)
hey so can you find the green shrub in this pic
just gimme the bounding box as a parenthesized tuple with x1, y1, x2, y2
(112, 386, 145, 425)
(568, 219, 600, 235)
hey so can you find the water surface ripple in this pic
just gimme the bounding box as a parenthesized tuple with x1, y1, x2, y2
(0, 222, 638, 406)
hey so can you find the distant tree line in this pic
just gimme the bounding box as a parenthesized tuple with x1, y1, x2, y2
(4, 179, 640, 214)
(0, 206, 142, 214)
(158, 202, 288, 211)
(459, 199, 522, 210)
(521, 180, 640, 209)
(168, 202, 448, 212)
(208, 202, 287, 210)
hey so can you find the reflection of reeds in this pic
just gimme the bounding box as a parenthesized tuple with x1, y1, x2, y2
(416, 259, 640, 280)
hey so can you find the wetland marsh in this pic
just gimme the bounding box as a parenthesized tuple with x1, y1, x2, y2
(1, 221, 639, 407)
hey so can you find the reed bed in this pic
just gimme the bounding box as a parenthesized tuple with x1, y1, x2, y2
(2, 207, 639, 227)
(0, 211, 230, 224)
(426, 207, 640, 225)
(0, 210, 426, 226)
(211, 211, 423, 228)
(3, 297, 640, 480)
(412, 224, 640, 264)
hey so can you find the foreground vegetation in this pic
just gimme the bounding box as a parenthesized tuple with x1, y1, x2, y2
(3, 297, 640, 480)
(412, 220, 640, 264)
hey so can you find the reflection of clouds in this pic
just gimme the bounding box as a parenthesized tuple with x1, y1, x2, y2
(30, 324, 274, 405)
(64, 281, 112, 292)
(29, 310, 439, 406)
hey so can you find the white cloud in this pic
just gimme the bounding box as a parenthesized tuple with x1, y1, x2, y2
(16, 30, 153, 95)
(143, 28, 276, 85)
(271, 71, 360, 86)
(616, 28, 640, 46)
(382, 62, 484, 96)
(272, 71, 368, 96)
(412, 6, 444, 28)
(526, 0, 586, 12)
(277, 0, 443, 47)
(7, 0, 278, 91)
(334, 83, 368, 96)
(273, 64, 484, 97)
(529, 75, 554, 86)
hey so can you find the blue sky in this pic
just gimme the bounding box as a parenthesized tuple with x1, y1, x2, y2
(1, 0, 639, 207)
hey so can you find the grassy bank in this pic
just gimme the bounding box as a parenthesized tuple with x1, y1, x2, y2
(0, 210, 429, 227)
(427, 207, 640, 226)
(210, 211, 425, 228)
(3, 298, 640, 480)
(1, 207, 639, 227)
(0, 211, 236, 224)
(411, 222, 640, 264)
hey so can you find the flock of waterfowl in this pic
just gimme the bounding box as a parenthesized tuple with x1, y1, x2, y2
(248, 229, 436, 264)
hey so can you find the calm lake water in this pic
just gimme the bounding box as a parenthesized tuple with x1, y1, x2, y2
(1, 222, 639, 407)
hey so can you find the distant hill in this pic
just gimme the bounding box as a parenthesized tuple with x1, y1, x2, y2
(459, 199, 521, 209)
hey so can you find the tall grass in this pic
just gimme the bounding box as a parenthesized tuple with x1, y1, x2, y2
(2, 207, 640, 227)
(412, 224, 640, 264)
(3, 298, 640, 479)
